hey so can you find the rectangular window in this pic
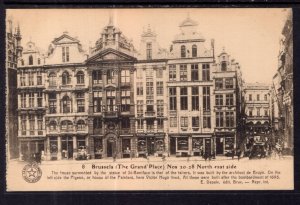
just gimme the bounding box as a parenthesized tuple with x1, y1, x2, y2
(264, 94, 268, 101)
(180, 64, 187, 81)
(249, 110, 253, 116)
(29, 93, 34, 107)
(93, 70, 102, 84)
(37, 92, 43, 107)
(215, 78, 223, 90)
(49, 94, 57, 114)
(21, 115, 26, 135)
(180, 87, 188, 110)
(37, 114, 43, 131)
(191, 64, 199, 81)
(180, 117, 188, 127)
(66, 47, 69, 62)
(136, 82, 143, 95)
(121, 70, 130, 84)
(77, 93, 85, 113)
(216, 112, 224, 127)
(137, 120, 143, 129)
(29, 115, 35, 135)
(169, 87, 177, 111)
(203, 87, 210, 111)
(257, 108, 260, 116)
(157, 100, 164, 116)
(121, 90, 130, 112)
(146, 119, 154, 131)
(20, 72, 26, 86)
(93, 118, 103, 129)
(226, 94, 234, 106)
(62, 47, 65, 62)
(93, 91, 102, 113)
(28, 72, 34, 86)
(157, 119, 164, 130)
(202, 64, 210, 81)
(192, 87, 199, 111)
(264, 109, 268, 116)
(146, 100, 154, 112)
(137, 100, 144, 115)
(257, 94, 260, 101)
(225, 78, 234, 89)
(170, 117, 177, 127)
(225, 112, 234, 127)
(156, 81, 163, 96)
(21, 93, 26, 108)
(146, 82, 154, 96)
(203, 116, 211, 128)
(169, 65, 176, 81)
(37, 71, 42, 85)
(215, 94, 223, 106)
(146, 43, 152, 60)
(249, 94, 252, 101)
(192, 117, 199, 128)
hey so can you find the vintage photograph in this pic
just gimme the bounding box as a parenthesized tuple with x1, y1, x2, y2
(6, 8, 293, 191)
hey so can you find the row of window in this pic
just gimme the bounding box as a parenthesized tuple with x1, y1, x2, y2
(169, 64, 210, 81)
(216, 111, 235, 128)
(136, 67, 164, 79)
(169, 87, 210, 111)
(19, 71, 43, 86)
(92, 70, 130, 85)
(136, 81, 164, 96)
(20, 55, 41, 66)
(169, 116, 212, 129)
(248, 94, 268, 101)
(136, 100, 164, 115)
(49, 120, 86, 131)
(20, 114, 43, 135)
(215, 78, 234, 89)
(215, 94, 235, 106)
(248, 108, 269, 117)
(20, 92, 43, 108)
(136, 119, 164, 130)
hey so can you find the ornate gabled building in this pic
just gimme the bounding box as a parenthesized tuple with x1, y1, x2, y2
(17, 40, 45, 160)
(6, 18, 22, 159)
(167, 16, 215, 157)
(86, 17, 136, 159)
(43, 32, 89, 160)
(212, 49, 244, 155)
(134, 25, 169, 157)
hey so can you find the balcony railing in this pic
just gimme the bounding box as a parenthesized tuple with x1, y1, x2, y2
(145, 111, 155, 117)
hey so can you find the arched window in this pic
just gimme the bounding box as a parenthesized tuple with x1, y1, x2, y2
(49, 72, 57, 86)
(76, 71, 84, 84)
(192, 45, 197, 57)
(77, 120, 86, 131)
(29, 55, 33, 65)
(181, 45, 186, 58)
(49, 121, 57, 131)
(61, 120, 73, 131)
(62, 95, 71, 113)
(62, 71, 71, 85)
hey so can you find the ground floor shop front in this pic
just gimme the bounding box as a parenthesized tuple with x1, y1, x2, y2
(19, 132, 238, 161)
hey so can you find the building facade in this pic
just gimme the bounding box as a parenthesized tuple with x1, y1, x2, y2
(167, 17, 215, 157)
(271, 10, 293, 151)
(244, 83, 271, 140)
(6, 18, 22, 159)
(86, 18, 136, 159)
(16, 16, 248, 160)
(213, 50, 244, 155)
(134, 26, 169, 157)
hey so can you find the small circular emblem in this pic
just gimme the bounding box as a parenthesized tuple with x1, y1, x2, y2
(22, 162, 42, 183)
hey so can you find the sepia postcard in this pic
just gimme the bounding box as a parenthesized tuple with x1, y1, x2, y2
(5, 8, 293, 191)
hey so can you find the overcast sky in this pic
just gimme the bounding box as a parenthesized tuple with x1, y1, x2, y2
(7, 8, 290, 84)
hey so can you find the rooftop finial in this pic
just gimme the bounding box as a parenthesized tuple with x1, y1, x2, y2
(108, 11, 114, 26)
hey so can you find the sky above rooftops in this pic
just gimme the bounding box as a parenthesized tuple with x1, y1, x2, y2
(7, 8, 290, 83)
